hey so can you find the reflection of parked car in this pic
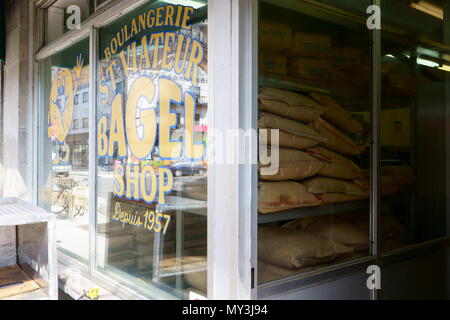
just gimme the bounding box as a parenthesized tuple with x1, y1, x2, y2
(170, 162, 206, 177)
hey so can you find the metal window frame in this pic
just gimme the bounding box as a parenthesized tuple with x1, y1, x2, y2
(370, 0, 382, 301)
(88, 25, 98, 275)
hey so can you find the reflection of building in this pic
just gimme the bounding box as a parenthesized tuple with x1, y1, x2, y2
(67, 71, 89, 170)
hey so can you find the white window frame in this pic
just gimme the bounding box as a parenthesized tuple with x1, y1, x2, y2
(31, 0, 257, 300)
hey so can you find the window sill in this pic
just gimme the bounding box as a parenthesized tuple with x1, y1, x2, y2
(57, 260, 121, 300)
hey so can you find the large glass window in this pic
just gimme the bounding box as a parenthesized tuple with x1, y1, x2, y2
(257, 0, 372, 284)
(95, 1, 208, 298)
(37, 38, 90, 262)
(380, 0, 450, 251)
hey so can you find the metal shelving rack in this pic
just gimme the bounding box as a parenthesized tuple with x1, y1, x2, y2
(258, 193, 413, 224)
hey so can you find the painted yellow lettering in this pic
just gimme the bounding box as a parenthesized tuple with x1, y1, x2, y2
(125, 77, 156, 159)
(108, 94, 127, 157)
(181, 7, 194, 29)
(97, 116, 108, 157)
(126, 165, 140, 200)
(159, 78, 182, 159)
(113, 164, 125, 197)
(162, 32, 175, 70)
(140, 165, 157, 203)
(185, 40, 204, 85)
(158, 167, 174, 205)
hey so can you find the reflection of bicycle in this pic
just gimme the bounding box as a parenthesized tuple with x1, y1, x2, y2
(72, 195, 88, 218)
(54, 177, 87, 219)
(54, 177, 76, 215)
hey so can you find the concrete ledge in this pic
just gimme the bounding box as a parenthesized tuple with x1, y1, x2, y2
(57, 262, 121, 300)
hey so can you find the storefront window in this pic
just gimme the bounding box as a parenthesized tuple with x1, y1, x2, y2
(380, 0, 450, 251)
(37, 38, 90, 261)
(257, 0, 372, 284)
(95, 1, 208, 298)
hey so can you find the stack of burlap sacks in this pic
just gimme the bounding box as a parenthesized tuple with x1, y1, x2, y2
(166, 209, 407, 290)
(258, 210, 407, 283)
(258, 86, 369, 214)
(256, 86, 415, 283)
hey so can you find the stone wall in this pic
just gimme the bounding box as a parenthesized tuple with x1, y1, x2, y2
(0, 0, 31, 268)
(0, 226, 16, 266)
(2, 0, 30, 199)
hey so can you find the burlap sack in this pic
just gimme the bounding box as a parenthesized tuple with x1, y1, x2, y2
(259, 253, 368, 283)
(381, 166, 415, 192)
(381, 215, 405, 240)
(318, 193, 367, 204)
(258, 260, 320, 283)
(259, 21, 292, 53)
(258, 181, 321, 214)
(352, 214, 404, 241)
(310, 117, 365, 155)
(259, 98, 325, 123)
(363, 166, 415, 197)
(264, 127, 320, 150)
(259, 87, 327, 114)
(258, 227, 352, 269)
(259, 148, 325, 181)
(290, 32, 331, 58)
(381, 174, 400, 197)
(303, 177, 369, 197)
(299, 216, 369, 252)
(307, 146, 363, 180)
(309, 92, 365, 134)
(259, 112, 326, 142)
(260, 51, 287, 76)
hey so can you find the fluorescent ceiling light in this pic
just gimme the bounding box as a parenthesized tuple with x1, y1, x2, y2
(417, 57, 439, 67)
(438, 64, 450, 72)
(410, 1, 443, 20)
(164, 0, 207, 9)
